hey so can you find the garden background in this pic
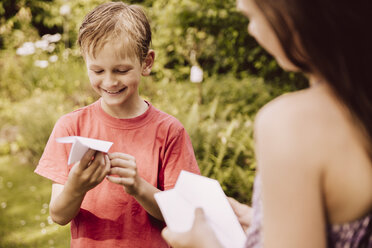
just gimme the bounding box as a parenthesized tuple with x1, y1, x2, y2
(0, 0, 307, 247)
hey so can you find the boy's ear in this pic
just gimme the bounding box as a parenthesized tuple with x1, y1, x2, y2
(141, 50, 155, 76)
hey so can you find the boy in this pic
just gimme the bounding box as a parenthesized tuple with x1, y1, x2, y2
(35, 2, 200, 247)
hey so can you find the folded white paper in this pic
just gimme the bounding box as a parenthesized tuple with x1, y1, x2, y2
(56, 136, 113, 165)
(154, 170, 246, 248)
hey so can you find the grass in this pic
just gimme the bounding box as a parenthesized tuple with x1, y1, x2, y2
(0, 155, 70, 248)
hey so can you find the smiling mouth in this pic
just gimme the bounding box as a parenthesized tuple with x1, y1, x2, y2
(102, 87, 127, 94)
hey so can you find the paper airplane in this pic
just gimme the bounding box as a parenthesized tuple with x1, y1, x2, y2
(56, 136, 113, 165)
(154, 170, 246, 248)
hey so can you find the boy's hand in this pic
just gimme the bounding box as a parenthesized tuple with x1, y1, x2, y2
(106, 153, 140, 195)
(66, 149, 111, 196)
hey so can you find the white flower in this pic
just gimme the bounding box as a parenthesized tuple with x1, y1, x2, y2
(16, 42, 35, 56)
(47, 33, 62, 43)
(47, 216, 54, 225)
(190, 65, 203, 83)
(34, 60, 49, 68)
(35, 39, 49, 50)
(41, 34, 50, 41)
(59, 4, 71, 16)
(46, 43, 55, 53)
(49, 55, 58, 63)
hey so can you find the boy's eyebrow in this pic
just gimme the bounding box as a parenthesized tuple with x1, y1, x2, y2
(88, 64, 133, 69)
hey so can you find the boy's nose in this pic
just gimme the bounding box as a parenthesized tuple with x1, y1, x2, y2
(103, 73, 119, 87)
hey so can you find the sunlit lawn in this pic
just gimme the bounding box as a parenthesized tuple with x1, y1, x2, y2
(0, 155, 70, 247)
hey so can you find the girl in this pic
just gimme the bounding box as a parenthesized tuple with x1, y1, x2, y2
(162, 0, 372, 247)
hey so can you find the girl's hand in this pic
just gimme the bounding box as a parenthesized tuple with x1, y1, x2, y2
(106, 153, 140, 195)
(227, 197, 252, 232)
(162, 208, 223, 248)
(66, 149, 111, 196)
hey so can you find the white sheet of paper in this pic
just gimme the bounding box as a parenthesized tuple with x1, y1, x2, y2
(56, 136, 113, 165)
(154, 170, 246, 248)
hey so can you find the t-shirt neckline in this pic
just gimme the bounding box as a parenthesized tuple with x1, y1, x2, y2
(93, 98, 155, 129)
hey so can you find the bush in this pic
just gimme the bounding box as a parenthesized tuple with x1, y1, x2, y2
(149, 0, 308, 88)
(141, 75, 285, 202)
(1, 0, 308, 88)
(0, 46, 95, 163)
(0, 90, 75, 164)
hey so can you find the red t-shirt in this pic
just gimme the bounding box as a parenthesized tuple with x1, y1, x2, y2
(35, 99, 200, 248)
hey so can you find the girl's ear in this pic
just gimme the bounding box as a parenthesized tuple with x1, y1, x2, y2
(141, 50, 155, 76)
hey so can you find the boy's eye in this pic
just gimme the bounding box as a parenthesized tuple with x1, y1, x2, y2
(116, 69, 129, 74)
(93, 70, 104, 74)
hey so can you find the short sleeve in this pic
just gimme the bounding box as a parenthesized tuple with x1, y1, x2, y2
(159, 127, 200, 190)
(34, 116, 73, 184)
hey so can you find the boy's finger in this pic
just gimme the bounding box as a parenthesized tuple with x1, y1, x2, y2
(95, 154, 111, 181)
(108, 152, 135, 161)
(109, 167, 135, 177)
(106, 176, 134, 186)
(110, 158, 136, 169)
(105, 154, 111, 169)
(86, 151, 105, 174)
(77, 149, 97, 170)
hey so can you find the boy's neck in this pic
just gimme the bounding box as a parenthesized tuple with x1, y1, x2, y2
(100, 97, 149, 119)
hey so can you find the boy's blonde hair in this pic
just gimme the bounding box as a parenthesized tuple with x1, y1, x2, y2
(78, 2, 151, 63)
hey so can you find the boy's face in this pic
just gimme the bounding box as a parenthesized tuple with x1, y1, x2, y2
(85, 42, 152, 116)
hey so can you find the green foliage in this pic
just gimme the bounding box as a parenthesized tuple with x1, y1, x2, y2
(0, 47, 95, 163)
(1, 50, 83, 101)
(1, 0, 308, 88)
(0, 2, 39, 49)
(2, 91, 75, 163)
(0, 156, 70, 247)
(149, 0, 307, 87)
(142, 75, 283, 202)
(1, 0, 106, 49)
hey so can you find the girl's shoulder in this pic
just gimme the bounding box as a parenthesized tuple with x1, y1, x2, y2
(255, 85, 338, 135)
(254, 85, 344, 169)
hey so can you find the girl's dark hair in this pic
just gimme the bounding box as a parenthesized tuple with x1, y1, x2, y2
(254, 0, 372, 158)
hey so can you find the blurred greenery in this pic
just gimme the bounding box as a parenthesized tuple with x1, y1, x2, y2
(0, 0, 307, 247)
(0, 156, 70, 248)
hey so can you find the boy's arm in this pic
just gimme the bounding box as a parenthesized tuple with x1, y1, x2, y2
(50, 183, 85, 225)
(131, 177, 164, 220)
(50, 150, 111, 225)
(107, 153, 164, 221)
(107, 177, 164, 221)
